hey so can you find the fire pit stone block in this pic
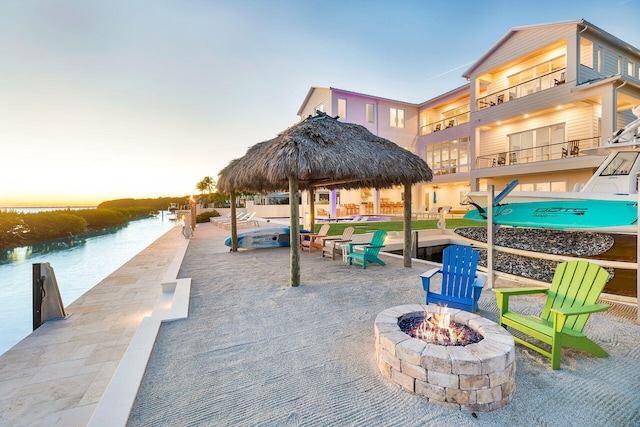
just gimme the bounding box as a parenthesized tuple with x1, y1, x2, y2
(375, 305, 515, 411)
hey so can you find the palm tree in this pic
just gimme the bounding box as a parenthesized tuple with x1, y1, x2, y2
(196, 176, 216, 206)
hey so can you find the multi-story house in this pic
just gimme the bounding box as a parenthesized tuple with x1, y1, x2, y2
(297, 87, 420, 215)
(297, 19, 640, 216)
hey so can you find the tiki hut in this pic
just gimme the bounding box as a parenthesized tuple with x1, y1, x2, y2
(218, 111, 433, 286)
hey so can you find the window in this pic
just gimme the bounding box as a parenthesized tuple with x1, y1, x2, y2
(508, 124, 565, 163)
(390, 108, 405, 128)
(425, 136, 469, 175)
(366, 103, 375, 123)
(597, 47, 603, 73)
(618, 56, 622, 74)
(516, 181, 566, 192)
(337, 98, 347, 119)
(628, 61, 635, 77)
(601, 152, 639, 176)
(507, 56, 566, 94)
(580, 37, 593, 68)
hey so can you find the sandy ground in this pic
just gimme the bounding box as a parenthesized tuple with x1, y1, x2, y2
(128, 223, 640, 427)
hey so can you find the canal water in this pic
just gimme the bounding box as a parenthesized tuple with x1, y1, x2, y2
(0, 212, 177, 355)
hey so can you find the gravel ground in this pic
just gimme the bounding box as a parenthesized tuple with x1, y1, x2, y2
(127, 223, 640, 427)
(453, 227, 615, 257)
(454, 227, 617, 282)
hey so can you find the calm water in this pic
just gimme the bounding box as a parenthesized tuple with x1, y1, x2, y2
(0, 211, 177, 355)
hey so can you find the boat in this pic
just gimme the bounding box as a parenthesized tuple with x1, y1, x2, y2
(464, 107, 640, 233)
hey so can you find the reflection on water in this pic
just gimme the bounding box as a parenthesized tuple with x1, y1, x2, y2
(0, 226, 129, 263)
(0, 215, 175, 356)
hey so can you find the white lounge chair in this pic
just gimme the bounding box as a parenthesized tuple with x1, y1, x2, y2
(226, 212, 258, 229)
(216, 212, 249, 227)
(424, 207, 439, 219)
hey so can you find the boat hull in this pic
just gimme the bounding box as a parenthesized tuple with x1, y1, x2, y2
(464, 200, 638, 232)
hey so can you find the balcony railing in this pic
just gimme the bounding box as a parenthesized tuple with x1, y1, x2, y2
(475, 137, 598, 169)
(476, 68, 566, 110)
(420, 110, 470, 135)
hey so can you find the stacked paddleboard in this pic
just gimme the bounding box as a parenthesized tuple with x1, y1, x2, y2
(224, 228, 309, 248)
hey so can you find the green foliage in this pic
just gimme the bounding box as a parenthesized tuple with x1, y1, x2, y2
(0, 205, 162, 251)
(98, 197, 188, 211)
(21, 212, 87, 242)
(207, 192, 229, 208)
(0, 211, 27, 248)
(73, 209, 129, 229)
(196, 210, 220, 223)
(117, 206, 156, 219)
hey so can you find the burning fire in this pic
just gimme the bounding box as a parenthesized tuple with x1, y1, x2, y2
(400, 305, 482, 346)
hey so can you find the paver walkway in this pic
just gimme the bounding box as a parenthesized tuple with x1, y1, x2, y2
(0, 227, 186, 426)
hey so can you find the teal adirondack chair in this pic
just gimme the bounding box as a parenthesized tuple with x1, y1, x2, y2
(347, 230, 387, 269)
(493, 260, 611, 370)
(420, 245, 485, 312)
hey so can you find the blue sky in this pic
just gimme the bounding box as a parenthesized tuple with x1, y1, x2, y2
(1, 0, 638, 206)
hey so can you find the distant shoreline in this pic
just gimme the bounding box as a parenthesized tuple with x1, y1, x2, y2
(1, 206, 97, 212)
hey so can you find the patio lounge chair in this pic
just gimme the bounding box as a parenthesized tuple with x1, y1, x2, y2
(493, 260, 611, 370)
(419, 245, 485, 312)
(414, 206, 427, 218)
(425, 207, 439, 219)
(322, 226, 355, 260)
(225, 212, 258, 229)
(215, 212, 249, 227)
(301, 224, 330, 252)
(209, 213, 231, 223)
(347, 229, 387, 269)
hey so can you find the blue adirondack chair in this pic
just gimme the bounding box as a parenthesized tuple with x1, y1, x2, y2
(347, 229, 387, 269)
(420, 244, 486, 312)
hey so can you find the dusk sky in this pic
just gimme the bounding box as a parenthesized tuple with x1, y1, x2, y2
(1, 1, 638, 207)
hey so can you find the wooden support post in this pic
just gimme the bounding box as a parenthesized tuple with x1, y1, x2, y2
(487, 185, 495, 289)
(309, 188, 315, 233)
(289, 177, 300, 287)
(403, 181, 412, 268)
(230, 192, 238, 252)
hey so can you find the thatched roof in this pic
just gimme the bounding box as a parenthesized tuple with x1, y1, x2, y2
(217, 112, 433, 193)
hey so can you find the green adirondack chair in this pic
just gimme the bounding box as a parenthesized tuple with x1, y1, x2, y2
(493, 260, 611, 370)
(347, 229, 387, 269)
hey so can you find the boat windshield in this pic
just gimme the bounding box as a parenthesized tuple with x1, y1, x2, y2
(600, 152, 639, 176)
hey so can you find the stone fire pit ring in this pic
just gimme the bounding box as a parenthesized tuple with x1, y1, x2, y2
(375, 304, 516, 411)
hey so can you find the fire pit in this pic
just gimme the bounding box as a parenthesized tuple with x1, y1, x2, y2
(375, 304, 515, 411)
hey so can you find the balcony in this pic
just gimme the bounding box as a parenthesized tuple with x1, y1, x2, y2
(475, 137, 598, 169)
(420, 110, 470, 135)
(476, 68, 566, 110)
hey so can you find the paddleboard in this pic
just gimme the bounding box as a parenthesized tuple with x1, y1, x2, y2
(224, 228, 309, 248)
(464, 200, 638, 231)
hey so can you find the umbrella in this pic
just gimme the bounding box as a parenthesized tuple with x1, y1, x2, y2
(218, 111, 433, 286)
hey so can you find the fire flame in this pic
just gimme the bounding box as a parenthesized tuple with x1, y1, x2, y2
(415, 305, 467, 346)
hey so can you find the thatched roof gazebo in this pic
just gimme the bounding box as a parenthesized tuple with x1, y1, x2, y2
(218, 111, 433, 286)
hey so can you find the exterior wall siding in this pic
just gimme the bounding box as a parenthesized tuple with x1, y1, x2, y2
(473, 24, 574, 76)
(299, 88, 332, 118)
(477, 105, 600, 158)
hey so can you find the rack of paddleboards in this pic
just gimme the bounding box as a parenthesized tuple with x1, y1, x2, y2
(224, 228, 310, 249)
